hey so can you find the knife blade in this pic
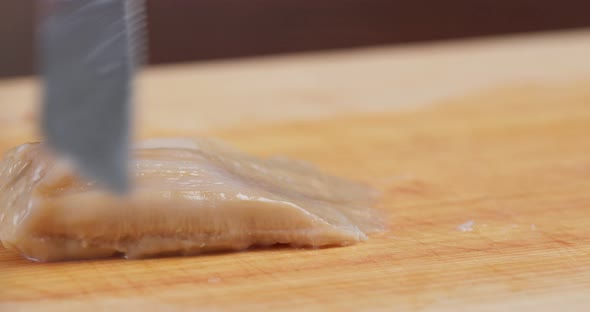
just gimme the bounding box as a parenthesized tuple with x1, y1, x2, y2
(37, 0, 146, 195)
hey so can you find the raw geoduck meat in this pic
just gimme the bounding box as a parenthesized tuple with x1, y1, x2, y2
(0, 138, 383, 262)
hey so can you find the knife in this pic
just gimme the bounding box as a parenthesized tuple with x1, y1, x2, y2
(37, 0, 146, 195)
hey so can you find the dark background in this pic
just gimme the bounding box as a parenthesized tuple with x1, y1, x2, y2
(1, 0, 589, 78)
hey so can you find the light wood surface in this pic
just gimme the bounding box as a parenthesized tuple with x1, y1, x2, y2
(1, 29, 590, 311)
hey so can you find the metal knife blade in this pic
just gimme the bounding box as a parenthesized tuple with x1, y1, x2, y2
(37, 0, 146, 195)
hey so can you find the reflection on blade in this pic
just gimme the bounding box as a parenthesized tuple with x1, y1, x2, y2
(37, 0, 146, 194)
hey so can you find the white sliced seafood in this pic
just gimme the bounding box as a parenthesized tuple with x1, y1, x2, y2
(0, 138, 384, 262)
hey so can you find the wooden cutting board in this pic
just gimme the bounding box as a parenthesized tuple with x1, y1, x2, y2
(1, 29, 590, 311)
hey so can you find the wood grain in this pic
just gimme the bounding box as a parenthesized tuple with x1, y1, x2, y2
(1, 30, 590, 311)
